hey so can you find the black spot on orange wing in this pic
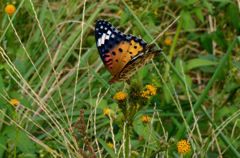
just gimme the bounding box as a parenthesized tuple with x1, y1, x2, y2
(118, 48, 123, 52)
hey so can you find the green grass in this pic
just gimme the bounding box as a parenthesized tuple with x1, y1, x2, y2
(0, 0, 240, 157)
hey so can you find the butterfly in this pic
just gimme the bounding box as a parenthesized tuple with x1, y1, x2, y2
(95, 20, 162, 83)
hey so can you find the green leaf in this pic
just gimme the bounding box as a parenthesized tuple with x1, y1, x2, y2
(0, 109, 6, 130)
(186, 58, 218, 71)
(0, 73, 4, 96)
(163, 84, 171, 103)
(181, 11, 196, 30)
(0, 134, 7, 157)
(227, 3, 240, 30)
(137, 64, 150, 81)
(4, 126, 35, 155)
(87, 98, 108, 109)
(193, 7, 204, 23)
(225, 82, 239, 92)
(133, 115, 145, 136)
(101, 4, 122, 10)
(233, 61, 240, 70)
(203, 1, 213, 14)
(215, 106, 237, 121)
(211, 29, 228, 50)
(120, 10, 129, 26)
(178, 0, 198, 6)
(200, 33, 213, 53)
(13, 59, 26, 75)
(175, 58, 187, 74)
(97, 137, 117, 158)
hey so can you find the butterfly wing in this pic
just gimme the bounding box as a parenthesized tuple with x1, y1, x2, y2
(95, 20, 147, 77)
(110, 44, 162, 83)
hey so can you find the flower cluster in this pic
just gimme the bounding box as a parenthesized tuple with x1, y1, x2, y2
(141, 85, 157, 99)
(113, 91, 127, 100)
(177, 140, 191, 154)
(164, 37, 172, 46)
(141, 115, 151, 123)
(136, 103, 140, 109)
(107, 142, 113, 148)
(104, 109, 110, 116)
(10, 99, 19, 106)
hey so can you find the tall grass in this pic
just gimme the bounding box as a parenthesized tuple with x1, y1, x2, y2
(0, 0, 240, 157)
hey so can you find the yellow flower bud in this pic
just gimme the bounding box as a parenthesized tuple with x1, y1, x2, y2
(177, 140, 191, 154)
(5, 4, 16, 15)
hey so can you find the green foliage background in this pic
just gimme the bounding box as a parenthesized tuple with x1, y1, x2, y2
(0, 0, 240, 157)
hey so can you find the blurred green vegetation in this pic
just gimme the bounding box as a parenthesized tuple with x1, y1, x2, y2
(0, 0, 240, 157)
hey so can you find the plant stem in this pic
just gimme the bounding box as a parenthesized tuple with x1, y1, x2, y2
(125, 122, 130, 158)
(164, 19, 182, 80)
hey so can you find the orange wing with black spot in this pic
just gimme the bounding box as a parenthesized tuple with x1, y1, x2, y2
(105, 40, 144, 76)
(95, 20, 161, 83)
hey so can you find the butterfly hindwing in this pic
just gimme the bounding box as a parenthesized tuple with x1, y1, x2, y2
(110, 44, 161, 83)
(105, 39, 146, 76)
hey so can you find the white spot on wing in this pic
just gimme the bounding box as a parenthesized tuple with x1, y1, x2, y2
(107, 30, 111, 35)
(105, 35, 110, 40)
(101, 33, 106, 45)
(98, 38, 101, 46)
(131, 52, 144, 61)
(100, 25, 103, 29)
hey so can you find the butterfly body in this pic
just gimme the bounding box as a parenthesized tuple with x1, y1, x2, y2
(95, 20, 161, 83)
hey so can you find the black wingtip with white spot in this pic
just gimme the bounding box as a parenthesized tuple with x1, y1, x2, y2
(95, 20, 147, 46)
(95, 20, 148, 63)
